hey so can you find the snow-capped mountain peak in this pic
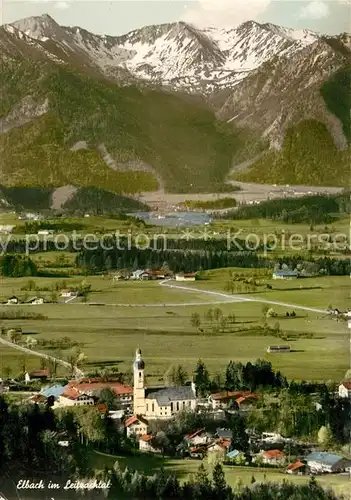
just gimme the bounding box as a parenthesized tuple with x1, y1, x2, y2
(5, 15, 323, 93)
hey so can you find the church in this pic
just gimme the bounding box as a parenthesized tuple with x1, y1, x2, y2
(133, 348, 197, 419)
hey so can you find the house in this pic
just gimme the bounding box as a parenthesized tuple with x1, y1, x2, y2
(261, 432, 284, 443)
(125, 415, 149, 438)
(272, 270, 298, 280)
(305, 452, 351, 473)
(207, 439, 231, 454)
(131, 270, 145, 280)
(60, 290, 76, 298)
(184, 428, 212, 447)
(338, 381, 351, 398)
(26, 297, 44, 305)
(29, 384, 67, 405)
(6, 296, 19, 305)
(236, 395, 260, 411)
(286, 461, 309, 475)
(226, 449, 244, 462)
(141, 269, 168, 280)
(209, 390, 260, 410)
(261, 449, 286, 466)
(133, 348, 197, 418)
(139, 434, 160, 453)
(189, 446, 207, 459)
(66, 378, 133, 407)
(175, 273, 197, 282)
(53, 387, 95, 408)
(266, 345, 291, 353)
(27, 369, 50, 381)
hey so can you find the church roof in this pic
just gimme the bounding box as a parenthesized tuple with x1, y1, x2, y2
(145, 386, 195, 406)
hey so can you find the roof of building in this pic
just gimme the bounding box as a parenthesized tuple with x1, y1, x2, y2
(340, 381, 351, 390)
(210, 390, 259, 401)
(185, 428, 205, 440)
(30, 394, 47, 403)
(273, 270, 298, 276)
(125, 415, 149, 427)
(227, 449, 241, 459)
(263, 449, 286, 459)
(29, 369, 50, 378)
(145, 386, 195, 405)
(236, 395, 259, 405)
(287, 461, 306, 471)
(40, 384, 66, 398)
(216, 428, 232, 439)
(305, 452, 345, 466)
(67, 379, 132, 395)
(140, 434, 153, 442)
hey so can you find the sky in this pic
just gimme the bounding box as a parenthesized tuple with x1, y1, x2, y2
(0, 0, 350, 35)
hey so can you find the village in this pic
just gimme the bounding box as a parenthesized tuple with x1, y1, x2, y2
(1, 346, 351, 482)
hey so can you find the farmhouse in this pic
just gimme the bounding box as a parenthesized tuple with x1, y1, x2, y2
(272, 270, 298, 280)
(26, 297, 44, 305)
(6, 296, 19, 305)
(209, 390, 259, 410)
(261, 449, 286, 466)
(53, 387, 95, 408)
(286, 461, 309, 475)
(175, 273, 197, 282)
(305, 452, 351, 473)
(66, 378, 133, 407)
(125, 415, 149, 438)
(133, 348, 197, 419)
(60, 290, 77, 298)
(266, 345, 291, 353)
(338, 381, 351, 398)
(26, 369, 50, 381)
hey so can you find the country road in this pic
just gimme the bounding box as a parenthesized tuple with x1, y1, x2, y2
(0, 336, 84, 378)
(159, 280, 329, 315)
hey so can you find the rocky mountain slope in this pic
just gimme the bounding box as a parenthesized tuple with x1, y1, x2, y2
(8, 15, 319, 93)
(0, 14, 349, 191)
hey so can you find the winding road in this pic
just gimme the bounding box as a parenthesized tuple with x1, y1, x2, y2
(159, 280, 328, 315)
(0, 336, 84, 378)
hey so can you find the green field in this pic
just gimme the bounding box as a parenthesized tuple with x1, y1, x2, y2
(91, 451, 351, 496)
(0, 274, 348, 382)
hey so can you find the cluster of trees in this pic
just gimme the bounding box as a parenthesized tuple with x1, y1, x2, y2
(0, 254, 37, 277)
(190, 308, 237, 334)
(61, 187, 149, 215)
(223, 193, 350, 224)
(193, 359, 287, 398)
(0, 309, 47, 320)
(76, 247, 350, 276)
(248, 386, 351, 443)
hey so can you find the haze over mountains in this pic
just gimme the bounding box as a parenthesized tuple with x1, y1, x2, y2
(0, 14, 350, 196)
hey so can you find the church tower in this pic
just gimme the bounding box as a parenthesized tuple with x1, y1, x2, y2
(133, 347, 145, 415)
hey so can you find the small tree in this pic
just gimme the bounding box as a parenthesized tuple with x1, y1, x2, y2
(190, 312, 201, 329)
(318, 425, 334, 449)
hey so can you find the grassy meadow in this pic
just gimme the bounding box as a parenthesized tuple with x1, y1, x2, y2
(91, 451, 351, 496)
(0, 273, 348, 382)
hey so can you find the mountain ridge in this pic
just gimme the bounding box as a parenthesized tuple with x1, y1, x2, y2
(0, 14, 349, 193)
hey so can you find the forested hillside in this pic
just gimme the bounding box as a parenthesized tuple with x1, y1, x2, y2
(0, 59, 246, 193)
(235, 120, 350, 186)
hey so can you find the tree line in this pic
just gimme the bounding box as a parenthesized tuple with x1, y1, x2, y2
(221, 192, 350, 224)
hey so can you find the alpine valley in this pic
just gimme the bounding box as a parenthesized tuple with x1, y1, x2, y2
(0, 14, 350, 199)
